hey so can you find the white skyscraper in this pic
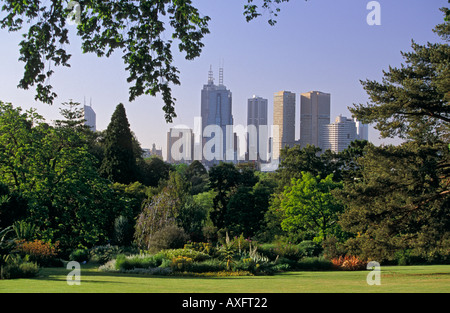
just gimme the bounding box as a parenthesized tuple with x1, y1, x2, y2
(322, 115, 357, 153)
(83, 104, 96, 132)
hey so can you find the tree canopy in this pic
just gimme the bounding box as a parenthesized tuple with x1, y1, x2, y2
(0, 0, 295, 122)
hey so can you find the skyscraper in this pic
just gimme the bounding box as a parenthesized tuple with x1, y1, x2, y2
(200, 66, 233, 164)
(300, 91, 330, 150)
(247, 95, 268, 161)
(354, 118, 369, 141)
(83, 104, 96, 132)
(273, 91, 296, 160)
(322, 115, 357, 153)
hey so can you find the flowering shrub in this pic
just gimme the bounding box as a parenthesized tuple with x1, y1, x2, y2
(14, 239, 60, 266)
(331, 255, 366, 271)
(171, 256, 193, 271)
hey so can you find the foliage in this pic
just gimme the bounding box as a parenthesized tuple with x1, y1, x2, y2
(69, 249, 90, 263)
(331, 255, 366, 271)
(100, 103, 138, 184)
(112, 215, 134, 247)
(12, 220, 37, 241)
(147, 224, 189, 253)
(13, 239, 60, 266)
(0, 255, 39, 279)
(280, 172, 344, 242)
(0, 102, 116, 251)
(89, 245, 129, 265)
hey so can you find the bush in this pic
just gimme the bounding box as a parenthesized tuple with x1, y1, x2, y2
(14, 239, 60, 267)
(162, 248, 210, 262)
(69, 249, 90, 263)
(148, 225, 189, 253)
(113, 216, 134, 246)
(115, 253, 167, 271)
(89, 245, 128, 265)
(1, 255, 39, 279)
(331, 255, 366, 271)
(296, 257, 333, 271)
(298, 240, 322, 258)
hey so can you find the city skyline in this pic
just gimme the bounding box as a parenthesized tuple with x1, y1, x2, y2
(0, 1, 446, 159)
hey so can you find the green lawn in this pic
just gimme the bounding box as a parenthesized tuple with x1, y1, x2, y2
(1, 264, 449, 293)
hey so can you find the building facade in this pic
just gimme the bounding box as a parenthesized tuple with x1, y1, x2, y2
(300, 91, 330, 150)
(322, 115, 357, 153)
(200, 67, 233, 164)
(247, 95, 268, 161)
(83, 104, 96, 131)
(273, 91, 296, 160)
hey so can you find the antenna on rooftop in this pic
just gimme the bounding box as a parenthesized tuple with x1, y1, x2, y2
(208, 65, 214, 84)
(219, 59, 224, 86)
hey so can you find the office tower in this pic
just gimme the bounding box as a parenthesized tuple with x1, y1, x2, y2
(300, 91, 330, 150)
(200, 66, 233, 164)
(322, 115, 357, 153)
(167, 128, 194, 164)
(247, 95, 268, 161)
(83, 104, 96, 131)
(354, 118, 369, 141)
(273, 91, 296, 160)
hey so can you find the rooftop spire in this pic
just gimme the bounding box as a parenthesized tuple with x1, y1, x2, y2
(208, 65, 214, 84)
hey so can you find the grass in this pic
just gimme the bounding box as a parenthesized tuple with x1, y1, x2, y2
(0, 264, 449, 293)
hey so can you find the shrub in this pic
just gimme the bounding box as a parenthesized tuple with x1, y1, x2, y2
(161, 248, 210, 262)
(148, 225, 189, 253)
(113, 216, 134, 246)
(184, 242, 215, 256)
(331, 255, 366, 271)
(89, 245, 126, 265)
(14, 239, 60, 267)
(1, 255, 39, 279)
(171, 256, 194, 272)
(296, 257, 334, 271)
(114, 253, 167, 271)
(298, 240, 322, 258)
(69, 249, 90, 263)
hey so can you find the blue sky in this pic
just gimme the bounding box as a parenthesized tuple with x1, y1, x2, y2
(0, 0, 447, 159)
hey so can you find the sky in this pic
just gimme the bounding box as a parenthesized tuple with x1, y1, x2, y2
(0, 0, 448, 160)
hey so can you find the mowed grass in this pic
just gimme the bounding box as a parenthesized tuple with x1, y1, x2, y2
(1, 264, 449, 293)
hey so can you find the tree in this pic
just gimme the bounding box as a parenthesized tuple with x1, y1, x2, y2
(0, 101, 114, 250)
(134, 171, 190, 249)
(0, 0, 297, 122)
(100, 103, 138, 184)
(280, 172, 343, 242)
(340, 9, 450, 262)
(350, 7, 450, 142)
(336, 142, 450, 262)
(276, 144, 341, 190)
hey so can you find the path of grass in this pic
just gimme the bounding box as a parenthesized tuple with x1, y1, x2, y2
(1, 264, 449, 293)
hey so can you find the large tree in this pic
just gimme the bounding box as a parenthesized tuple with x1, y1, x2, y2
(280, 172, 343, 242)
(339, 8, 450, 262)
(100, 103, 138, 184)
(0, 0, 294, 122)
(0, 101, 114, 250)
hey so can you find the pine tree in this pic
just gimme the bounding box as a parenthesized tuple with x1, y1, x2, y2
(100, 103, 138, 184)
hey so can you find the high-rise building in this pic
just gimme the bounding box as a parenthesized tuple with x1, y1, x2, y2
(83, 104, 96, 131)
(200, 66, 233, 164)
(354, 118, 369, 141)
(322, 115, 357, 153)
(247, 95, 268, 161)
(300, 91, 330, 150)
(273, 91, 296, 160)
